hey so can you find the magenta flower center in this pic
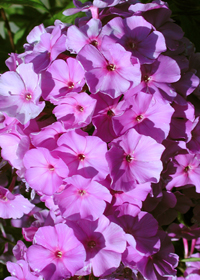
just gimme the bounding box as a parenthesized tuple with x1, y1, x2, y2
(88, 240, 96, 248)
(78, 154, 85, 161)
(184, 165, 192, 172)
(126, 38, 135, 50)
(78, 189, 86, 196)
(0, 194, 7, 201)
(48, 164, 55, 171)
(55, 250, 62, 258)
(76, 105, 84, 112)
(25, 93, 32, 100)
(90, 40, 98, 47)
(67, 81, 74, 88)
(107, 64, 116, 71)
(126, 154, 134, 162)
(136, 114, 144, 122)
(107, 109, 115, 117)
(143, 75, 151, 83)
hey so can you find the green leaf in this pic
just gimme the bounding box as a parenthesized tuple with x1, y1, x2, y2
(0, 0, 49, 11)
(180, 257, 200, 262)
(0, 242, 5, 255)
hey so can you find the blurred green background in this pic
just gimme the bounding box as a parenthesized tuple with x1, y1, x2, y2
(0, 0, 200, 73)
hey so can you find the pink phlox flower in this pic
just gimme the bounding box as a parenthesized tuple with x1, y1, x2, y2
(113, 91, 174, 143)
(53, 92, 96, 130)
(165, 153, 200, 192)
(184, 252, 200, 278)
(103, 15, 166, 64)
(23, 147, 69, 195)
(0, 127, 30, 170)
(137, 54, 181, 102)
(41, 57, 85, 101)
(106, 128, 164, 192)
(54, 174, 112, 221)
(26, 223, 86, 279)
(77, 38, 141, 98)
(0, 63, 45, 124)
(67, 215, 126, 277)
(30, 121, 67, 151)
(113, 182, 151, 213)
(6, 260, 40, 280)
(13, 240, 27, 261)
(24, 25, 67, 73)
(0, 186, 34, 219)
(66, 18, 104, 53)
(92, 92, 128, 142)
(55, 130, 109, 180)
(5, 53, 23, 71)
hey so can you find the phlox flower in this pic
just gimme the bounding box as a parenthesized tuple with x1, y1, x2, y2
(66, 18, 104, 53)
(5, 260, 40, 280)
(53, 92, 96, 129)
(165, 153, 200, 192)
(24, 25, 67, 73)
(103, 15, 166, 64)
(106, 128, 164, 191)
(113, 91, 174, 143)
(0, 186, 34, 219)
(54, 175, 112, 221)
(0, 63, 45, 125)
(67, 215, 126, 277)
(23, 147, 69, 195)
(26, 223, 86, 280)
(41, 57, 85, 100)
(92, 92, 128, 142)
(137, 55, 181, 102)
(134, 231, 179, 280)
(113, 204, 160, 257)
(77, 39, 141, 98)
(30, 121, 67, 151)
(55, 130, 109, 180)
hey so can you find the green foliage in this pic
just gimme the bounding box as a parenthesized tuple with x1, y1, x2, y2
(0, 0, 81, 72)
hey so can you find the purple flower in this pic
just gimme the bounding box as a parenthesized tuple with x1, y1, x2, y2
(106, 128, 164, 191)
(41, 57, 85, 101)
(66, 18, 104, 53)
(113, 91, 174, 143)
(165, 153, 200, 192)
(55, 130, 109, 180)
(23, 147, 69, 195)
(24, 25, 67, 73)
(53, 92, 97, 130)
(0, 186, 34, 219)
(68, 215, 126, 277)
(6, 260, 39, 280)
(104, 15, 166, 64)
(77, 39, 141, 98)
(54, 175, 112, 221)
(26, 223, 86, 279)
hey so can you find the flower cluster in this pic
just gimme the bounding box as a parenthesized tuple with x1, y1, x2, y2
(1, 0, 200, 279)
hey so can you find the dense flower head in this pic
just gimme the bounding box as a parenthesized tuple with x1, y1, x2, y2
(1, 0, 200, 279)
